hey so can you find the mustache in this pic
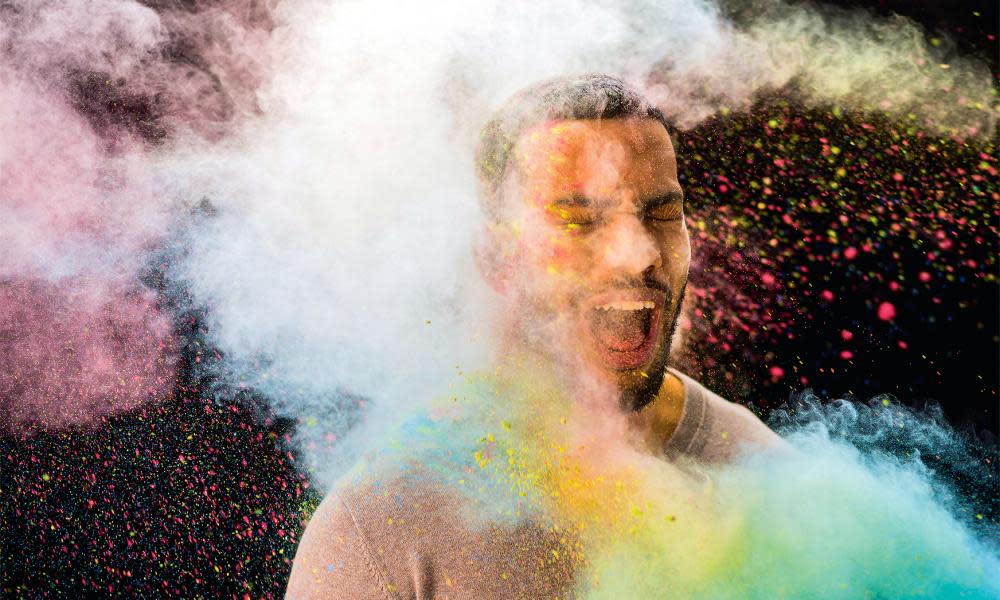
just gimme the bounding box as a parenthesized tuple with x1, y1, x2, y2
(590, 272, 674, 305)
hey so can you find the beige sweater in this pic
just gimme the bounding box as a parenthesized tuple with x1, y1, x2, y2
(286, 369, 783, 599)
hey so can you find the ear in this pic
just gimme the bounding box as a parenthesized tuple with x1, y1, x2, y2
(474, 223, 517, 295)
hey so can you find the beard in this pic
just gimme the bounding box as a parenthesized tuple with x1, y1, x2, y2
(617, 280, 685, 412)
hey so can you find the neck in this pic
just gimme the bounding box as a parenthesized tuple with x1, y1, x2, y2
(627, 368, 685, 454)
(495, 329, 687, 456)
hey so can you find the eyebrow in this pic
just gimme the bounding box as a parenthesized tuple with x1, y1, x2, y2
(641, 191, 684, 211)
(547, 194, 594, 208)
(546, 190, 684, 212)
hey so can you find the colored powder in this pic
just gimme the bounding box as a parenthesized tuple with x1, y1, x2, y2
(346, 364, 998, 598)
(2, 0, 997, 595)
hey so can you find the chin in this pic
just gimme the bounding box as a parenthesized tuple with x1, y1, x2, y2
(614, 353, 669, 411)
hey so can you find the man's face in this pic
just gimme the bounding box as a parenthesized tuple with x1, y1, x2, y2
(494, 118, 690, 410)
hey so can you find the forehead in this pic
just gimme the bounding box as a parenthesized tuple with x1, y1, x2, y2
(512, 118, 677, 197)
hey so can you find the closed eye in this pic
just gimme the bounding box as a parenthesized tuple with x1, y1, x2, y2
(644, 192, 684, 222)
(546, 195, 600, 230)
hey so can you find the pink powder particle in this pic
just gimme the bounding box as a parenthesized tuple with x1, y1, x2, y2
(919, 271, 932, 282)
(760, 272, 776, 287)
(843, 247, 858, 260)
(840, 329, 854, 341)
(820, 290, 835, 302)
(877, 301, 897, 321)
(769, 366, 785, 382)
(898, 340, 908, 349)
(840, 350, 854, 360)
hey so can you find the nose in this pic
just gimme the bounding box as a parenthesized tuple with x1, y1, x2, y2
(600, 212, 661, 276)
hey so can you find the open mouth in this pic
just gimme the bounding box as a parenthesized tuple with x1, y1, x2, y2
(584, 290, 665, 371)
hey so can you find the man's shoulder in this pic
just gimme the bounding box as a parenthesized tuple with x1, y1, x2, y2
(666, 367, 786, 463)
(286, 485, 395, 599)
(287, 469, 462, 599)
(336, 467, 468, 551)
(289, 464, 576, 599)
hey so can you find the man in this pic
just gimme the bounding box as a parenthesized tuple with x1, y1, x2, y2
(286, 74, 783, 599)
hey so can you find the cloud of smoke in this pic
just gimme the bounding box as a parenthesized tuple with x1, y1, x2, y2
(584, 427, 999, 599)
(0, 0, 276, 431)
(581, 393, 1000, 598)
(162, 0, 994, 480)
(3, 0, 994, 461)
(649, 2, 996, 134)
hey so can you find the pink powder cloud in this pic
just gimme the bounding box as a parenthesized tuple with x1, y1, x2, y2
(0, 279, 178, 434)
(0, 75, 165, 280)
(0, 63, 177, 434)
(0, 1, 281, 434)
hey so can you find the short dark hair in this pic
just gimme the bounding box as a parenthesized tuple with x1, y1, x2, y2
(474, 74, 672, 222)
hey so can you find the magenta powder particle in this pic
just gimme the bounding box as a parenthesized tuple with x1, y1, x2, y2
(877, 301, 897, 321)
